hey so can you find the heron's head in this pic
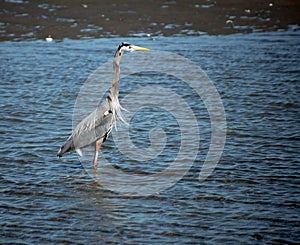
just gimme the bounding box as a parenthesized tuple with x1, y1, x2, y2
(116, 42, 149, 56)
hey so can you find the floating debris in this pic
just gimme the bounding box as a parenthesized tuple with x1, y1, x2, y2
(226, 20, 234, 28)
(45, 35, 53, 42)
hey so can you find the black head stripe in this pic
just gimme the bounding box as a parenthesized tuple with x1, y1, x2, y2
(118, 42, 131, 50)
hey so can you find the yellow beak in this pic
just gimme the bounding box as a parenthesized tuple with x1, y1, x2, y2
(131, 45, 150, 51)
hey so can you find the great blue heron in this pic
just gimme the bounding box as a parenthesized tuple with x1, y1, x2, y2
(57, 42, 149, 169)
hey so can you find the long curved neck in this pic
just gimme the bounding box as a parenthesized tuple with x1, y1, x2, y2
(106, 49, 127, 124)
(109, 51, 121, 100)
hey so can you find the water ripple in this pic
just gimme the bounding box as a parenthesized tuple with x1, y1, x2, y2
(1, 32, 300, 243)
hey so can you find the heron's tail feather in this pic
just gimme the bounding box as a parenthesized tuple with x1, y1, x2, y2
(57, 138, 74, 157)
(75, 148, 83, 157)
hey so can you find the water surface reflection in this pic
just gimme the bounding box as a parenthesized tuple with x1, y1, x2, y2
(1, 31, 299, 243)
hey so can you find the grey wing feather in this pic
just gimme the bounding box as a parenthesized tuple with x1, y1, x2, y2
(58, 100, 114, 157)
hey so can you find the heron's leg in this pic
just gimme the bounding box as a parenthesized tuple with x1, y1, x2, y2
(93, 138, 104, 170)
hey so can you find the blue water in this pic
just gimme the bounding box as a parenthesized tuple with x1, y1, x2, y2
(1, 31, 299, 244)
